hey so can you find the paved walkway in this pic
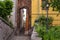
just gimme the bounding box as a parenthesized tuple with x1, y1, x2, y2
(11, 35, 30, 40)
(10, 28, 31, 40)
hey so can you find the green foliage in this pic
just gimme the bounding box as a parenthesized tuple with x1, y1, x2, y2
(0, 0, 13, 28)
(35, 24, 46, 37)
(50, 0, 60, 12)
(0, 0, 13, 21)
(35, 24, 60, 40)
(37, 15, 53, 26)
(42, 0, 60, 12)
(35, 15, 60, 40)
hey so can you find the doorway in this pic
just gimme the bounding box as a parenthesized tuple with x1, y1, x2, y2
(19, 7, 29, 35)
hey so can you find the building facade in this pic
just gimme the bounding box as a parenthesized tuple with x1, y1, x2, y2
(11, 0, 60, 27)
(32, 0, 60, 26)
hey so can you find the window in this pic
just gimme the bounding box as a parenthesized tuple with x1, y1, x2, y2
(42, 0, 46, 10)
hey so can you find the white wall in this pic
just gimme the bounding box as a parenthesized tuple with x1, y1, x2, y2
(10, 0, 18, 27)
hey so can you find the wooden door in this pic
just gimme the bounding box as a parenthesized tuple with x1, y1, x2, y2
(25, 13, 29, 31)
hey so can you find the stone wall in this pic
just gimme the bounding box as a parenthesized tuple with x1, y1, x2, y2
(16, 0, 31, 32)
(31, 27, 42, 40)
(0, 17, 13, 40)
(10, 0, 18, 27)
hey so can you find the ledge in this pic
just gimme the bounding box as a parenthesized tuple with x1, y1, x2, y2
(31, 27, 42, 40)
(0, 17, 14, 29)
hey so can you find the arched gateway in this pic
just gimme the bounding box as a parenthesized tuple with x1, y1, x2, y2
(16, 0, 31, 35)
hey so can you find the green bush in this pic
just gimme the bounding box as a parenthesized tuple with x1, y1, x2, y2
(36, 15, 53, 26)
(0, 0, 13, 21)
(35, 24, 46, 37)
(34, 15, 60, 40)
(50, 0, 60, 12)
(0, 0, 13, 28)
(35, 24, 60, 40)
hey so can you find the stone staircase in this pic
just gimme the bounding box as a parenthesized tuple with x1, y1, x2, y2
(0, 17, 33, 40)
(0, 17, 14, 40)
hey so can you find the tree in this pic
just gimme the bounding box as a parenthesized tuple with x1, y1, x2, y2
(0, 0, 13, 21)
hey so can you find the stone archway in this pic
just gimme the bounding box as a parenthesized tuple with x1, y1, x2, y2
(16, 0, 31, 35)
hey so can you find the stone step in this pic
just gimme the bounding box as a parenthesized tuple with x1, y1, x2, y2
(11, 36, 30, 40)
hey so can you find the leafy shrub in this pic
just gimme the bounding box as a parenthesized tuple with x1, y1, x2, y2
(0, 0, 13, 21)
(35, 24, 46, 37)
(36, 15, 53, 27)
(50, 0, 60, 12)
(35, 24, 60, 40)
(0, 0, 13, 28)
(34, 15, 60, 40)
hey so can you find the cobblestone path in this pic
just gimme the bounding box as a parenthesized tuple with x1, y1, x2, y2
(11, 35, 30, 40)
